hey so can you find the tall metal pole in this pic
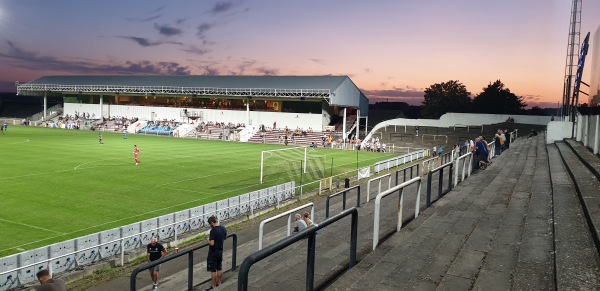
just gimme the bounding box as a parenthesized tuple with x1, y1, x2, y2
(562, 0, 582, 119)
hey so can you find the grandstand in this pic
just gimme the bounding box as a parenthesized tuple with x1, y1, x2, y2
(15, 75, 369, 143)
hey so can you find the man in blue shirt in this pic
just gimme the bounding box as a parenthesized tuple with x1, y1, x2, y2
(206, 216, 227, 290)
(474, 137, 488, 170)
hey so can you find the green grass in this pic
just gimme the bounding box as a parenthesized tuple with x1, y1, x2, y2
(0, 126, 395, 257)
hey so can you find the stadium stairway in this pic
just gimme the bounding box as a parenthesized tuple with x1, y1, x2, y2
(80, 133, 600, 291)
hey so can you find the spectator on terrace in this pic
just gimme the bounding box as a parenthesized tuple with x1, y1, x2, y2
(293, 214, 307, 233)
(504, 129, 511, 149)
(303, 212, 312, 227)
(481, 136, 490, 154)
(473, 137, 489, 170)
(494, 133, 502, 156)
(35, 269, 66, 291)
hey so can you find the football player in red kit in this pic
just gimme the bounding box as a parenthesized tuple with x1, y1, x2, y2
(134, 145, 140, 165)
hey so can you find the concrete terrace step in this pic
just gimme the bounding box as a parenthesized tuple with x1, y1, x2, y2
(555, 141, 600, 252)
(327, 134, 558, 290)
(548, 143, 600, 289)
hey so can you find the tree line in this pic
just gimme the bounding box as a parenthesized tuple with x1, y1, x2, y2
(371, 79, 562, 119)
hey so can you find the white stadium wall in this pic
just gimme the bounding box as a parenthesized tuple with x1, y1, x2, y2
(368, 112, 551, 134)
(546, 121, 574, 144)
(63, 103, 323, 131)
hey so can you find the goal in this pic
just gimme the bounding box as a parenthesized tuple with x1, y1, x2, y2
(260, 147, 326, 184)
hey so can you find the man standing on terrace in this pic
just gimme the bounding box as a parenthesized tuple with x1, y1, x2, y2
(146, 238, 167, 290)
(206, 216, 227, 290)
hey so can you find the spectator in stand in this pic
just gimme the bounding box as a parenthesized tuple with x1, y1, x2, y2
(432, 146, 437, 157)
(504, 129, 511, 149)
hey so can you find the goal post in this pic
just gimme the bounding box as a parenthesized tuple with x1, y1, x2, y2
(260, 146, 326, 184)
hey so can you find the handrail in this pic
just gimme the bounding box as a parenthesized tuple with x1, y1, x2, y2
(129, 233, 237, 291)
(453, 152, 473, 187)
(325, 185, 360, 218)
(238, 208, 358, 291)
(453, 124, 483, 133)
(366, 173, 391, 202)
(395, 163, 420, 185)
(421, 134, 448, 144)
(258, 203, 314, 250)
(421, 156, 439, 176)
(426, 162, 454, 207)
(373, 176, 422, 250)
(439, 152, 453, 164)
(487, 140, 496, 161)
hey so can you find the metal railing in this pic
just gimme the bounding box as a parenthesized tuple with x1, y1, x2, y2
(421, 134, 448, 144)
(395, 163, 420, 185)
(373, 176, 422, 250)
(487, 140, 496, 161)
(129, 233, 237, 291)
(258, 203, 314, 250)
(453, 152, 473, 187)
(426, 162, 454, 207)
(325, 185, 360, 218)
(453, 124, 483, 133)
(366, 173, 392, 202)
(238, 207, 358, 291)
(421, 156, 439, 176)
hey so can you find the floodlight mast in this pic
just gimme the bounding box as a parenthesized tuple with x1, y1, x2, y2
(562, 0, 582, 119)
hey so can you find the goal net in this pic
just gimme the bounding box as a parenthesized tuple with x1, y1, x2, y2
(260, 147, 327, 184)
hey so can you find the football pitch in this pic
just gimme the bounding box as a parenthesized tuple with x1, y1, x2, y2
(0, 126, 395, 257)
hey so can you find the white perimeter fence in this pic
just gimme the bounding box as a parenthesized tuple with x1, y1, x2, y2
(0, 182, 295, 291)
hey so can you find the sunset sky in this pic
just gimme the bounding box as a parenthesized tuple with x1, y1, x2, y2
(0, 0, 598, 108)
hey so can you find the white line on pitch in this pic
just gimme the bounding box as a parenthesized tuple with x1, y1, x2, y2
(0, 218, 64, 234)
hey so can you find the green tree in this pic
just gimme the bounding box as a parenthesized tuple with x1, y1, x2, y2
(472, 80, 527, 114)
(420, 80, 471, 119)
